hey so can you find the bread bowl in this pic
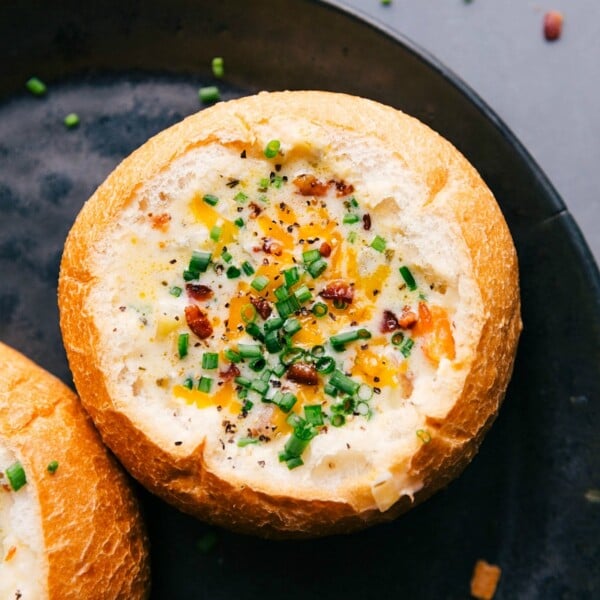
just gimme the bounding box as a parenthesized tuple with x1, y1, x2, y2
(0, 342, 150, 598)
(58, 90, 521, 538)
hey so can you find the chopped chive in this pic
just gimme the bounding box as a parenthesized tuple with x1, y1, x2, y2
(329, 370, 360, 395)
(238, 387, 248, 400)
(178, 333, 189, 358)
(399, 266, 417, 290)
(391, 331, 405, 346)
(197, 531, 218, 553)
(264, 317, 284, 332)
(234, 376, 252, 388)
(350, 197, 359, 208)
(311, 345, 326, 357)
(189, 250, 212, 273)
(64, 113, 80, 128)
(183, 377, 194, 390)
(224, 348, 242, 363)
(283, 266, 300, 287)
(416, 429, 432, 444)
(210, 225, 222, 241)
(220, 250, 232, 264)
(324, 382, 337, 397)
(356, 401, 370, 416)
(330, 413, 346, 427)
(183, 270, 198, 281)
(357, 384, 373, 401)
(211, 56, 224, 78)
(234, 191, 248, 203)
(47, 460, 59, 474)
(251, 275, 269, 291)
(6, 461, 26, 491)
(283, 433, 310, 457)
(271, 174, 284, 188)
(202, 352, 219, 370)
(264, 139, 281, 159)
(249, 357, 267, 372)
(272, 362, 286, 377)
(260, 368, 272, 382)
(330, 328, 371, 347)
(400, 338, 414, 358)
(245, 321, 265, 342)
(234, 217, 244, 227)
(241, 303, 257, 324)
(198, 376, 213, 393)
(226, 266, 241, 279)
(285, 457, 304, 469)
(259, 177, 270, 190)
(307, 258, 327, 278)
(26, 77, 46, 96)
(311, 302, 328, 317)
(241, 261, 255, 276)
(274, 285, 290, 301)
(265, 330, 283, 353)
(315, 356, 335, 374)
(283, 317, 301, 336)
(199, 86, 220, 103)
(237, 437, 260, 448)
(275, 294, 300, 318)
(370, 235, 387, 252)
(202, 194, 219, 206)
(302, 249, 321, 264)
(278, 392, 297, 413)
(280, 346, 304, 366)
(250, 378, 269, 395)
(343, 213, 360, 224)
(304, 405, 324, 426)
(294, 285, 312, 304)
(333, 298, 348, 310)
(238, 344, 262, 358)
(169, 286, 183, 297)
(347, 231, 357, 244)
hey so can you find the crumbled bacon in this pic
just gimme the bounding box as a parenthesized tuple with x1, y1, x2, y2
(398, 306, 418, 329)
(330, 180, 354, 197)
(319, 241, 332, 257)
(250, 296, 272, 320)
(286, 362, 319, 385)
(320, 280, 354, 304)
(184, 305, 213, 339)
(362, 213, 372, 231)
(380, 310, 400, 333)
(248, 202, 262, 219)
(293, 174, 329, 196)
(219, 363, 240, 381)
(185, 283, 213, 301)
(262, 238, 283, 256)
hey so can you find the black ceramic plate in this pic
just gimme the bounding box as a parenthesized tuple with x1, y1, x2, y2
(1, 1, 598, 598)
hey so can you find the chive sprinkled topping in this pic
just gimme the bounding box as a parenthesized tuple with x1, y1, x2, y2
(47, 460, 59, 474)
(178, 333, 189, 358)
(311, 302, 328, 317)
(370, 235, 387, 252)
(26, 77, 46, 96)
(199, 86, 220, 103)
(241, 261, 255, 276)
(64, 113, 80, 128)
(6, 461, 26, 491)
(264, 139, 281, 159)
(202, 352, 219, 370)
(169, 286, 183, 297)
(399, 265, 417, 290)
(251, 275, 269, 291)
(211, 57, 224, 78)
(202, 194, 219, 206)
(198, 376, 213, 393)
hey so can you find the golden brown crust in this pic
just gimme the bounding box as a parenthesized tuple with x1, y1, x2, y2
(59, 91, 521, 538)
(0, 342, 150, 598)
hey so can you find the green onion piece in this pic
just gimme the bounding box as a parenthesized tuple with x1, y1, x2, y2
(350, 197, 359, 208)
(224, 348, 242, 363)
(286, 413, 305, 429)
(251, 275, 269, 291)
(272, 363, 286, 377)
(259, 177, 270, 190)
(400, 338, 415, 358)
(211, 56, 224, 78)
(391, 331, 405, 346)
(178, 333, 189, 358)
(283, 266, 299, 287)
(238, 344, 262, 358)
(47, 460, 59, 474)
(222, 251, 233, 263)
(266, 390, 283, 405)
(333, 298, 348, 310)
(315, 356, 335, 374)
(370, 235, 387, 252)
(343, 213, 360, 224)
(356, 401, 370, 416)
(399, 266, 417, 291)
(324, 382, 337, 397)
(198, 376, 213, 393)
(275, 295, 300, 318)
(234, 376, 251, 388)
(202, 193, 219, 206)
(294, 285, 312, 304)
(416, 429, 432, 444)
(264, 139, 281, 159)
(280, 346, 304, 366)
(183, 377, 194, 390)
(169, 286, 182, 297)
(196, 531, 218, 553)
(26, 77, 46, 96)
(234, 191, 248, 203)
(304, 405, 324, 426)
(237, 437, 260, 448)
(307, 258, 327, 279)
(264, 317, 284, 332)
(302, 249, 321, 264)
(250, 378, 269, 395)
(245, 321, 265, 342)
(347, 231, 357, 244)
(265, 330, 283, 353)
(283, 317, 301, 336)
(189, 250, 212, 273)
(199, 86, 220, 103)
(241, 261, 255, 276)
(249, 357, 266, 372)
(330, 328, 371, 347)
(234, 217, 244, 228)
(330, 413, 346, 427)
(226, 266, 241, 279)
(278, 392, 297, 413)
(183, 270, 198, 282)
(357, 383, 373, 401)
(202, 352, 219, 370)
(285, 457, 304, 469)
(274, 285, 290, 301)
(241, 303, 257, 324)
(210, 225, 222, 241)
(310, 345, 326, 357)
(64, 113, 80, 128)
(329, 370, 360, 395)
(284, 434, 309, 457)
(260, 369, 272, 382)
(271, 174, 284, 189)
(6, 461, 26, 491)
(311, 302, 328, 317)
(238, 387, 248, 400)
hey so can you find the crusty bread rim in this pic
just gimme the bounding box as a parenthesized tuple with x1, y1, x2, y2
(0, 342, 151, 597)
(59, 90, 521, 537)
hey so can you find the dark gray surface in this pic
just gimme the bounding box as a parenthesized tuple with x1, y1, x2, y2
(342, 0, 600, 263)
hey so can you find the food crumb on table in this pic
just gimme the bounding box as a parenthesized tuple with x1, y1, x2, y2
(470, 559, 502, 600)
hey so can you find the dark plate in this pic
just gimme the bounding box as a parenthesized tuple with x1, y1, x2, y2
(1, 1, 598, 598)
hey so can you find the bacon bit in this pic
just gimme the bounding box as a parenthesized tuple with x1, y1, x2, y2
(184, 305, 213, 339)
(262, 238, 283, 256)
(293, 174, 329, 196)
(219, 363, 240, 381)
(330, 180, 354, 197)
(319, 241, 332, 257)
(248, 202, 262, 219)
(398, 306, 418, 329)
(4, 546, 17, 561)
(470, 560, 502, 600)
(150, 212, 171, 231)
(185, 283, 213, 301)
(362, 213, 371, 231)
(380, 310, 400, 333)
(544, 11, 563, 41)
(286, 362, 319, 385)
(320, 279, 354, 304)
(250, 296, 272, 320)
